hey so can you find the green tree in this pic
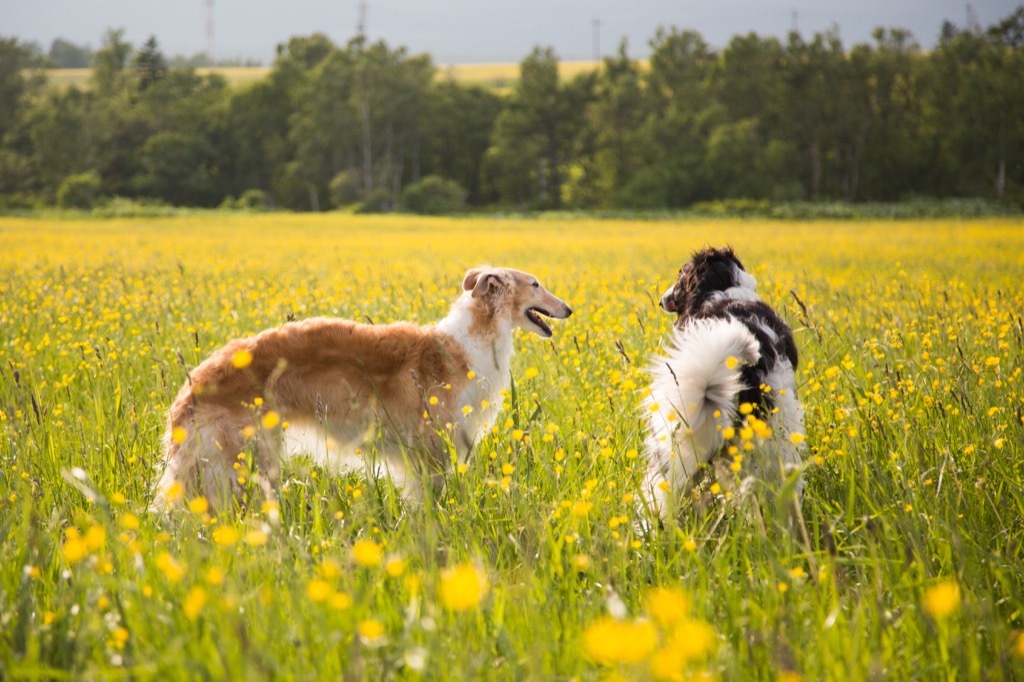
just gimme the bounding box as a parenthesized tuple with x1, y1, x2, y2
(487, 47, 594, 208)
(0, 36, 45, 143)
(0, 36, 46, 198)
(423, 80, 501, 205)
(27, 87, 94, 193)
(134, 36, 167, 90)
(350, 39, 434, 209)
(706, 33, 794, 198)
(137, 130, 220, 205)
(283, 37, 435, 211)
(583, 40, 647, 206)
(855, 29, 930, 201)
(780, 30, 846, 199)
(259, 34, 342, 209)
(625, 28, 716, 207)
(90, 29, 132, 97)
(48, 38, 91, 68)
(930, 12, 1024, 201)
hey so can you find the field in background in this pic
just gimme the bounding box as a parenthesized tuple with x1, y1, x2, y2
(1, 214, 1022, 679)
(44, 61, 603, 91)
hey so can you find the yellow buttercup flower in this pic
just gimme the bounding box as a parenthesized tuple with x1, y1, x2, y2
(155, 552, 186, 583)
(84, 525, 106, 551)
(231, 349, 253, 369)
(183, 587, 207, 621)
(62, 529, 88, 565)
(665, 617, 718, 661)
(358, 618, 386, 643)
(212, 525, 239, 547)
(582, 616, 657, 666)
(352, 539, 383, 567)
(245, 529, 269, 546)
(205, 567, 225, 586)
(645, 587, 690, 628)
(385, 556, 406, 577)
(439, 562, 489, 611)
(923, 580, 961, 619)
(306, 579, 332, 602)
(261, 411, 280, 430)
(1012, 631, 1024, 659)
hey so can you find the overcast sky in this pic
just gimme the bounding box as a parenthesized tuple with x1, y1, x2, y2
(4, 0, 1020, 65)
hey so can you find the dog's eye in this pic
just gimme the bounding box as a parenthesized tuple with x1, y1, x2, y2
(531, 281, 539, 288)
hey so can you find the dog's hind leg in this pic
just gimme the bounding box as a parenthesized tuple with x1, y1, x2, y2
(247, 416, 284, 509)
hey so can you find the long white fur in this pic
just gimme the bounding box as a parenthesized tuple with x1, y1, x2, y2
(642, 318, 761, 517)
(435, 298, 512, 458)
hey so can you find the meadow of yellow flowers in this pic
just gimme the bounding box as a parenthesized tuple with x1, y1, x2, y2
(0, 213, 1022, 679)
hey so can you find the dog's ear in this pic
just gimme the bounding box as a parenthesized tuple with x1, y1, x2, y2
(471, 271, 504, 299)
(462, 268, 483, 292)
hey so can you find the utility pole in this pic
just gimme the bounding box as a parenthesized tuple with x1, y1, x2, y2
(205, 0, 214, 62)
(592, 17, 600, 63)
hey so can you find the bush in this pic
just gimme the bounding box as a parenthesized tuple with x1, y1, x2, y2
(329, 171, 362, 208)
(354, 188, 395, 214)
(0, 192, 41, 210)
(400, 175, 467, 215)
(89, 196, 173, 218)
(236, 188, 268, 210)
(57, 171, 102, 209)
(218, 189, 269, 211)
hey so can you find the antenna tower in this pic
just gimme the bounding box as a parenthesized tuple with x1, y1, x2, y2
(357, 0, 367, 38)
(206, 0, 215, 62)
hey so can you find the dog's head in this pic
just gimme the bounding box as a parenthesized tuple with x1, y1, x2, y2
(659, 247, 758, 317)
(462, 267, 572, 338)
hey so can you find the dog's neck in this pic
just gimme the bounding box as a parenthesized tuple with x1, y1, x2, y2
(696, 269, 761, 313)
(435, 294, 514, 452)
(435, 293, 515, 382)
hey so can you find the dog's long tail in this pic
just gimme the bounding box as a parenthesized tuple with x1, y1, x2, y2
(642, 318, 761, 517)
(647, 317, 761, 434)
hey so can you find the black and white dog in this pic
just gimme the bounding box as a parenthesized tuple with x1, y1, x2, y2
(642, 247, 805, 519)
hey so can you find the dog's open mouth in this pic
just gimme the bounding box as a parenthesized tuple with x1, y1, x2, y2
(525, 307, 555, 336)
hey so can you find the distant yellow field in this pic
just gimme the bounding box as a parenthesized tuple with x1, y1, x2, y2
(43, 61, 602, 91)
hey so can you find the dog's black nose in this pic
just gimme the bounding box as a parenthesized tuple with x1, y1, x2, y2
(564, 305, 574, 317)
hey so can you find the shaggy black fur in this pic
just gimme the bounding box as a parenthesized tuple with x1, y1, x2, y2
(663, 247, 798, 421)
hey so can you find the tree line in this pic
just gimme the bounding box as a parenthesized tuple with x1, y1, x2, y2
(1, 8, 1023, 213)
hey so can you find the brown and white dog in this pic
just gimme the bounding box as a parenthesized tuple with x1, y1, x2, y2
(151, 267, 572, 512)
(642, 247, 805, 520)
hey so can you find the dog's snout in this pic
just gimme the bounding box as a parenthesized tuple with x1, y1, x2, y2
(563, 304, 574, 318)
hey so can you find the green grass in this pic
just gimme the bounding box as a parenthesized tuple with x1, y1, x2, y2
(0, 214, 1022, 680)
